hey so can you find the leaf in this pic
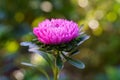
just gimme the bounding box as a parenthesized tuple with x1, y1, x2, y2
(79, 24, 84, 31)
(36, 67, 50, 80)
(20, 42, 32, 46)
(20, 42, 54, 68)
(61, 52, 85, 69)
(56, 54, 63, 70)
(77, 35, 90, 46)
(21, 62, 50, 80)
(37, 51, 54, 68)
(67, 58, 85, 69)
(21, 62, 35, 67)
(69, 48, 79, 56)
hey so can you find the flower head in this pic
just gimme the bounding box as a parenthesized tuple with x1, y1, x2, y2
(33, 19, 79, 45)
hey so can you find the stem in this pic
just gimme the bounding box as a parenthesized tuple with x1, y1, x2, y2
(53, 59, 59, 80)
(53, 51, 59, 80)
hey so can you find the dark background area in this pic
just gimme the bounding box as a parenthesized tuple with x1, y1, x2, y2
(0, 0, 120, 80)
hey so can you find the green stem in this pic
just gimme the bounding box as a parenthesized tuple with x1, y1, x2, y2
(53, 63, 59, 80)
(53, 51, 60, 80)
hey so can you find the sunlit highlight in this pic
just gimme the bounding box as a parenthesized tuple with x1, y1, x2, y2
(32, 17, 45, 27)
(106, 12, 117, 22)
(5, 41, 19, 53)
(88, 19, 99, 30)
(116, 0, 120, 3)
(30, 53, 46, 65)
(40, 1, 53, 12)
(13, 70, 24, 80)
(78, 0, 89, 8)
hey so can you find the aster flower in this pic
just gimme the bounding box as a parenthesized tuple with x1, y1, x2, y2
(33, 19, 79, 45)
(21, 18, 90, 80)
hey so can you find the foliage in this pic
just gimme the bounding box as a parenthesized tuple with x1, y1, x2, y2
(0, 0, 120, 80)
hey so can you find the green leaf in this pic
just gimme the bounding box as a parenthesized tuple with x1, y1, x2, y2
(77, 35, 90, 46)
(67, 58, 85, 69)
(61, 52, 85, 69)
(56, 54, 63, 70)
(21, 62, 35, 67)
(36, 67, 50, 80)
(69, 48, 79, 56)
(38, 51, 54, 68)
(21, 62, 50, 80)
(20, 42, 54, 69)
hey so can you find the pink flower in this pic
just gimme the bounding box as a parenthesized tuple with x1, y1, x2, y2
(33, 19, 79, 45)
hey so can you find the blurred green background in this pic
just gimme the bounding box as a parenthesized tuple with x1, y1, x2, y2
(0, 0, 120, 80)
